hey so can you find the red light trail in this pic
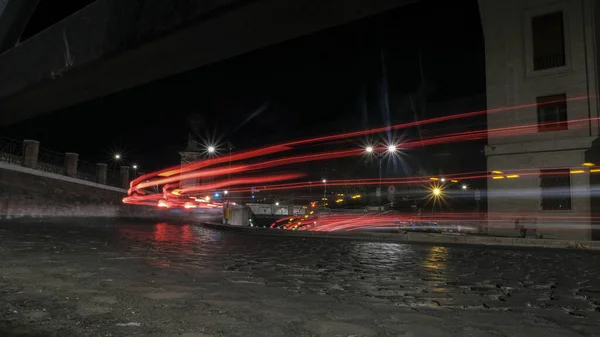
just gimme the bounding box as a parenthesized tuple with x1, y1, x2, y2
(131, 96, 591, 190)
(122, 99, 599, 235)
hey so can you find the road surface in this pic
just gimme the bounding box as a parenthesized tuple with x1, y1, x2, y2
(0, 220, 599, 336)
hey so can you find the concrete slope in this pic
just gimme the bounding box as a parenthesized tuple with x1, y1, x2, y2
(0, 0, 416, 125)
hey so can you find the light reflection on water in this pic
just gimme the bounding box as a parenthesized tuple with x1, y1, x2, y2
(423, 246, 448, 271)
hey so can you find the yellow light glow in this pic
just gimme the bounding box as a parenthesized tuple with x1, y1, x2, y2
(583, 162, 595, 167)
(205, 196, 211, 201)
(171, 189, 182, 196)
(590, 169, 600, 173)
(335, 199, 344, 203)
(570, 170, 585, 174)
(426, 182, 446, 211)
(492, 170, 503, 174)
(158, 170, 179, 177)
(451, 180, 458, 183)
(506, 175, 520, 179)
(492, 176, 504, 179)
(430, 177, 439, 181)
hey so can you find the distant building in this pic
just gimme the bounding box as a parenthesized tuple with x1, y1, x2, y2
(479, 0, 600, 240)
(179, 134, 210, 191)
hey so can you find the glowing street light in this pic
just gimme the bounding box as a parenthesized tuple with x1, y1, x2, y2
(462, 184, 468, 190)
(440, 178, 446, 183)
(365, 146, 374, 153)
(114, 154, 121, 160)
(432, 188, 442, 196)
(132, 164, 138, 169)
(275, 202, 280, 206)
(224, 190, 228, 195)
(322, 179, 327, 183)
(387, 144, 397, 153)
(207, 146, 216, 154)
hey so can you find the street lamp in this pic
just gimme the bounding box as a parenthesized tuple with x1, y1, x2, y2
(322, 179, 327, 198)
(366, 144, 398, 209)
(440, 177, 446, 183)
(114, 154, 121, 160)
(207, 146, 216, 154)
(433, 188, 442, 196)
(132, 164, 137, 169)
(224, 190, 228, 195)
(462, 184, 468, 190)
(275, 201, 280, 206)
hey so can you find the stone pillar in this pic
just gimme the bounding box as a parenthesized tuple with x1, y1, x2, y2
(120, 166, 130, 189)
(64, 153, 78, 177)
(96, 163, 107, 184)
(21, 139, 39, 169)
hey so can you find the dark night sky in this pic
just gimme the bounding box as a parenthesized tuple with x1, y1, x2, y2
(4, 0, 486, 181)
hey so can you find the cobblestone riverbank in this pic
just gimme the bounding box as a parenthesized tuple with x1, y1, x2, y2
(1, 220, 599, 336)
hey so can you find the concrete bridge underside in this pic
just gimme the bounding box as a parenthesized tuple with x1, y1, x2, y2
(0, 0, 417, 125)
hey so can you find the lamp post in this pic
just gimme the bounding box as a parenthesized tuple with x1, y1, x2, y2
(365, 144, 398, 209)
(322, 179, 327, 198)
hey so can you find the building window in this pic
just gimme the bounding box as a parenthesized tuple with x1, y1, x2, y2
(537, 94, 567, 132)
(531, 11, 566, 71)
(540, 169, 572, 210)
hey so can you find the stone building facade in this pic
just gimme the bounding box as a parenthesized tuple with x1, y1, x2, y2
(479, 0, 600, 240)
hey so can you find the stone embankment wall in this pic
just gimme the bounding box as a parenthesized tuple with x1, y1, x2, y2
(0, 162, 158, 219)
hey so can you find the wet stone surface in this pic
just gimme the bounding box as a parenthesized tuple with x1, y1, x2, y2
(0, 220, 599, 336)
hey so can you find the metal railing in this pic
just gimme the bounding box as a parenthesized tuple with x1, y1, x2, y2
(37, 147, 66, 175)
(1, 137, 128, 189)
(107, 168, 122, 188)
(77, 159, 97, 182)
(0, 137, 23, 165)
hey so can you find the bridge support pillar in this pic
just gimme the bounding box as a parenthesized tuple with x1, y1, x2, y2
(227, 205, 251, 226)
(96, 163, 107, 184)
(64, 153, 78, 178)
(119, 166, 130, 189)
(21, 139, 39, 169)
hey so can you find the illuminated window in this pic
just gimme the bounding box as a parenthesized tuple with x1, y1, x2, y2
(540, 169, 571, 210)
(537, 94, 567, 132)
(532, 11, 566, 71)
